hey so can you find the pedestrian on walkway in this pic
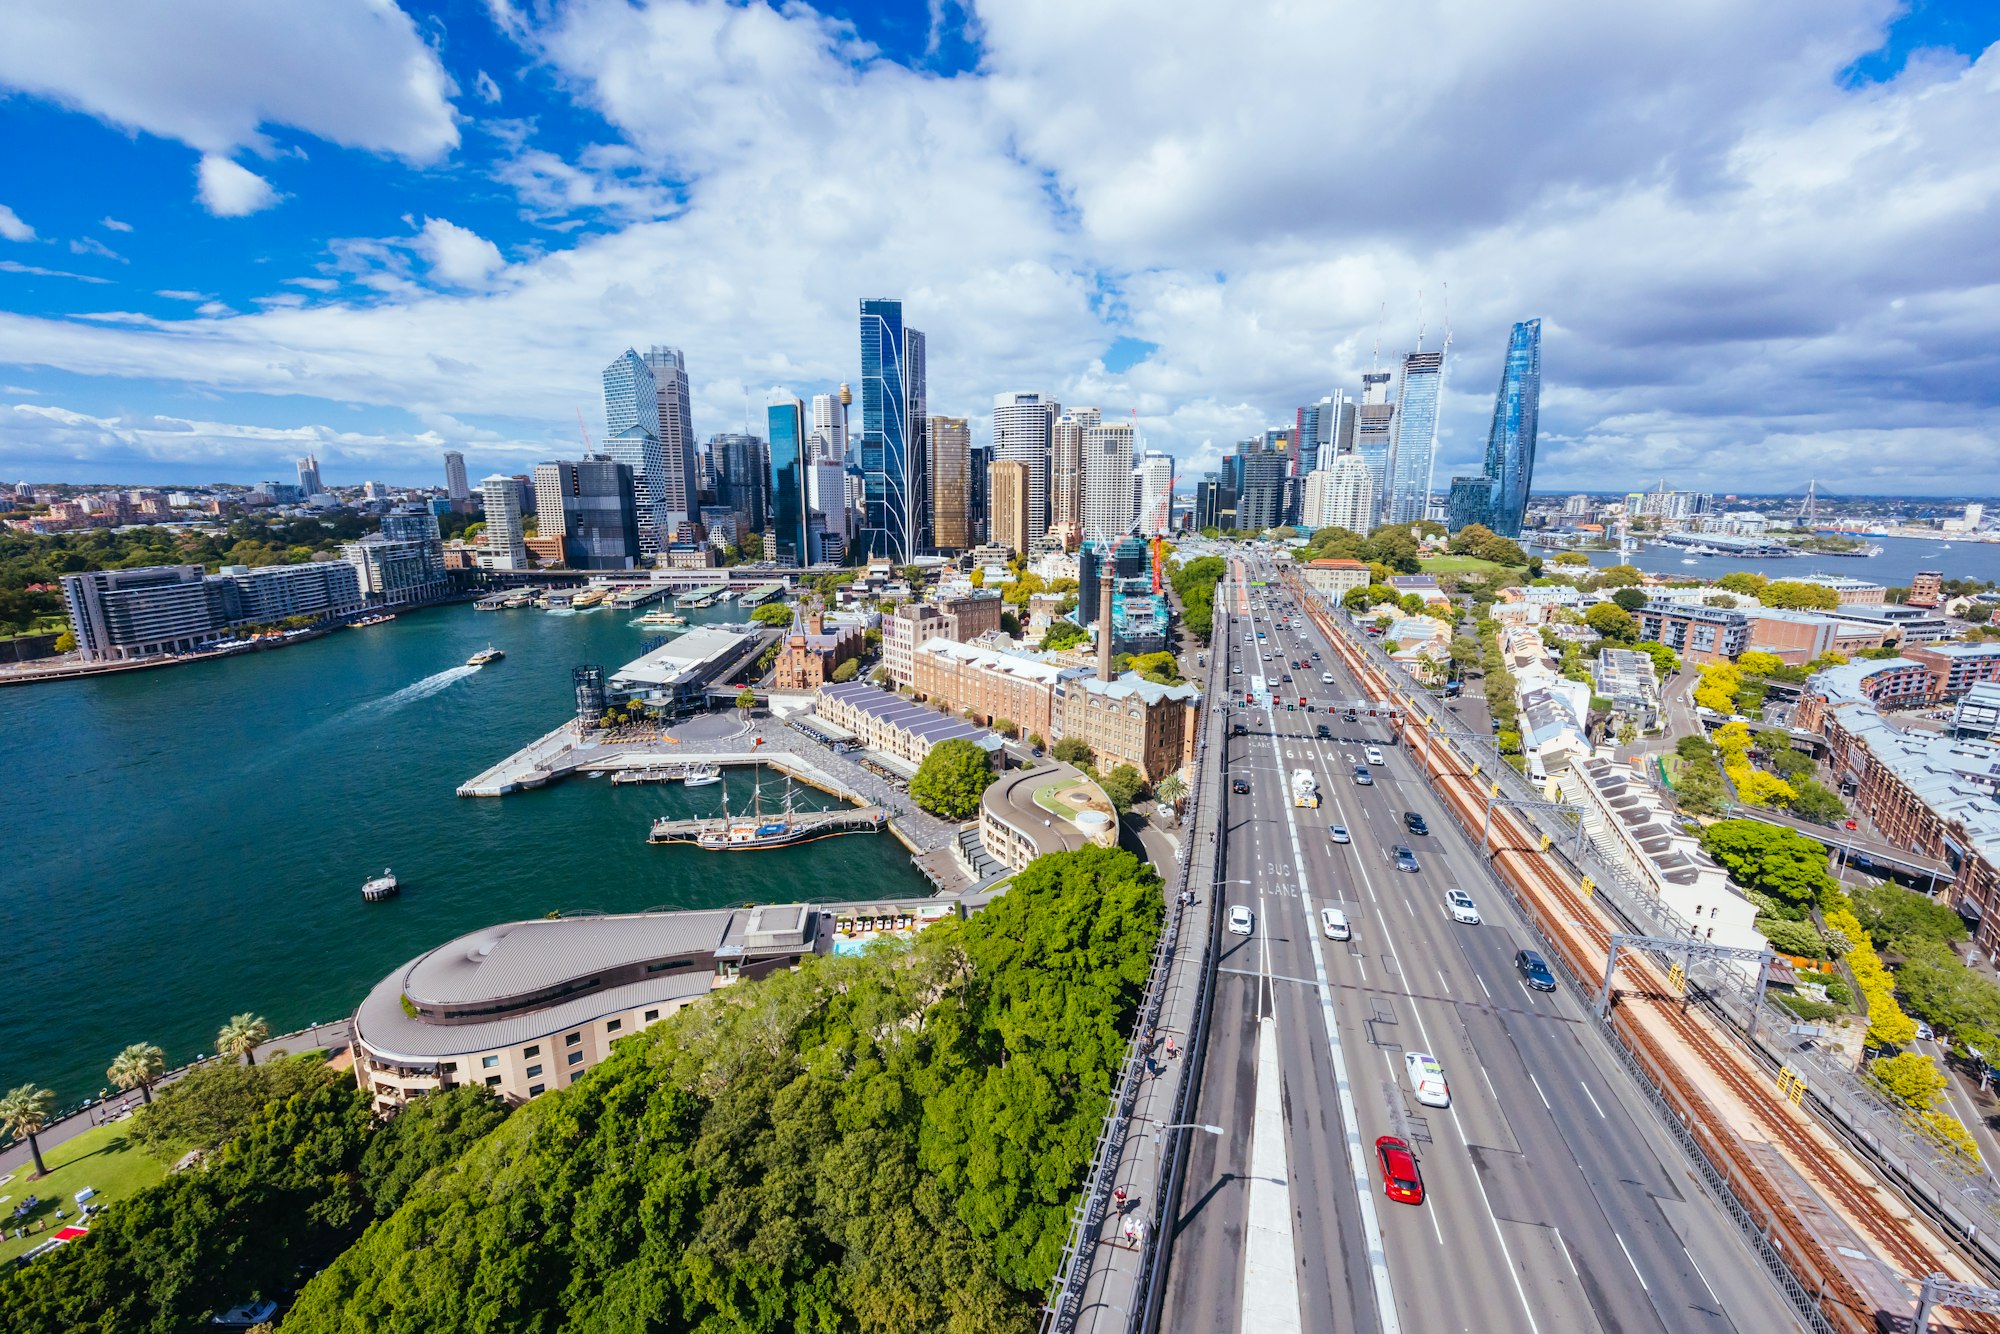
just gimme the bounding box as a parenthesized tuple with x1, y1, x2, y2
(1165, 1035, 1178, 1060)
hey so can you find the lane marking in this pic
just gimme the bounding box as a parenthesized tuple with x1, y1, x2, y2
(1615, 1231, 1650, 1292)
(1528, 1073, 1552, 1111)
(1452, 1119, 1546, 1334)
(1555, 1228, 1580, 1277)
(1477, 973, 1492, 1000)
(1578, 1082, 1607, 1120)
(1683, 1243, 1719, 1303)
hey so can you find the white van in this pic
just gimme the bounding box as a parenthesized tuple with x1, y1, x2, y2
(1320, 907, 1351, 941)
(1404, 1052, 1451, 1108)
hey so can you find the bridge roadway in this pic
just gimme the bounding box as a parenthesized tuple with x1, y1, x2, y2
(1158, 563, 1803, 1334)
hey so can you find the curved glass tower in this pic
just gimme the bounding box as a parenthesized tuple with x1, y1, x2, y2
(1483, 318, 1542, 538)
(859, 299, 926, 561)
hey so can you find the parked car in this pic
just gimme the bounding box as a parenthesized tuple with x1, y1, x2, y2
(1376, 1136, 1425, 1205)
(1444, 889, 1482, 925)
(1227, 905, 1254, 936)
(1328, 824, 1351, 844)
(1516, 949, 1556, 991)
(1404, 1052, 1451, 1108)
(1391, 844, 1420, 873)
(1320, 906, 1352, 941)
(1404, 811, 1429, 836)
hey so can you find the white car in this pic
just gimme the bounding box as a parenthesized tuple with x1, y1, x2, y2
(1444, 890, 1482, 925)
(1321, 672, 1334, 684)
(1328, 824, 1351, 844)
(1228, 904, 1255, 936)
(1364, 746, 1386, 765)
(1404, 1052, 1451, 1108)
(1320, 906, 1351, 941)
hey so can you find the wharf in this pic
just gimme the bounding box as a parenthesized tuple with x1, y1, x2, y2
(738, 582, 786, 607)
(608, 586, 668, 610)
(647, 806, 887, 845)
(678, 588, 724, 609)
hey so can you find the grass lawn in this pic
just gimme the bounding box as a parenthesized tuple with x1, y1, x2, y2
(1418, 555, 1526, 577)
(0, 1120, 168, 1263)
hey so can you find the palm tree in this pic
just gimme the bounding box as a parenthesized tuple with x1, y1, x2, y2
(217, 1013, 270, 1066)
(1155, 774, 1188, 809)
(1, 1083, 58, 1177)
(107, 1042, 167, 1105)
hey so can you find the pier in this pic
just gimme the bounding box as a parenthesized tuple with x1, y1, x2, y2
(647, 806, 888, 845)
(738, 582, 786, 607)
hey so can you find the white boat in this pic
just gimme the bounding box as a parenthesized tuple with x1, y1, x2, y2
(361, 868, 399, 902)
(632, 609, 686, 627)
(467, 645, 505, 666)
(1680, 557, 1698, 565)
(683, 765, 721, 787)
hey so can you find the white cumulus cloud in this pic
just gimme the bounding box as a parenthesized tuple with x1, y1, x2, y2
(414, 218, 506, 286)
(0, 205, 34, 242)
(197, 155, 280, 217)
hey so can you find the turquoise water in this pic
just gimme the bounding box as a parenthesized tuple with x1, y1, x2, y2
(0, 600, 925, 1103)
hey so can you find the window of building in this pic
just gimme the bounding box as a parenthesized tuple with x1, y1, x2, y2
(481, 1055, 499, 1069)
(568, 1051, 583, 1065)
(606, 1018, 622, 1033)
(644, 1009, 660, 1022)
(529, 1083, 545, 1097)
(526, 1064, 542, 1078)
(485, 1075, 502, 1087)
(522, 1044, 540, 1058)
(565, 1032, 581, 1046)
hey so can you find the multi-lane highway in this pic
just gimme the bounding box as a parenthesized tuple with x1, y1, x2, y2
(1159, 559, 1804, 1334)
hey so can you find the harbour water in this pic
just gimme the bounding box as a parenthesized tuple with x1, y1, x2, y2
(1574, 534, 2000, 588)
(0, 600, 925, 1103)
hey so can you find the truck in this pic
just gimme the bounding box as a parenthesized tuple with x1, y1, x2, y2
(1291, 768, 1320, 808)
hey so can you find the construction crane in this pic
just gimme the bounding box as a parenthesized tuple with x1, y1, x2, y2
(575, 407, 594, 453)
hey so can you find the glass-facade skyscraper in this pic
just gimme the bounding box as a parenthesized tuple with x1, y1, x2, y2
(1482, 318, 1543, 538)
(1385, 349, 1445, 527)
(859, 299, 926, 561)
(767, 399, 810, 566)
(602, 349, 672, 556)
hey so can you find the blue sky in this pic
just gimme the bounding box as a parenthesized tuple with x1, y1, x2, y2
(1, 0, 1997, 494)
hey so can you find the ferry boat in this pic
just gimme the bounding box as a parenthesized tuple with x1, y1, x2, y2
(467, 645, 505, 666)
(349, 612, 397, 628)
(361, 868, 399, 902)
(632, 608, 687, 627)
(574, 588, 609, 609)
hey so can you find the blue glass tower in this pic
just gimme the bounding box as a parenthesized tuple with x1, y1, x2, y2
(858, 298, 926, 562)
(767, 399, 810, 566)
(1483, 318, 1543, 538)
(1385, 349, 1445, 526)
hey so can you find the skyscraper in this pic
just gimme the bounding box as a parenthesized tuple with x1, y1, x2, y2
(642, 346, 698, 534)
(811, 387, 849, 464)
(1134, 449, 1175, 536)
(1235, 449, 1290, 531)
(443, 450, 469, 501)
(767, 398, 810, 567)
(296, 454, 323, 496)
(1051, 408, 1093, 535)
(967, 443, 993, 545)
(533, 457, 639, 569)
(1305, 455, 1379, 534)
(1081, 418, 1134, 544)
(1385, 348, 1446, 526)
(993, 391, 1058, 538)
(479, 474, 527, 570)
(859, 299, 926, 561)
(602, 349, 672, 557)
(989, 459, 1031, 555)
(1483, 318, 1543, 538)
(710, 432, 769, 536)
(1447, 475, 1494, 532)
(1354, 371, 1396, 526)
(929, 416, 971, 552)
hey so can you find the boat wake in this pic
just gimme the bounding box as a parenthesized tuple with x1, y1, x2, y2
(368, 664, 480, 711)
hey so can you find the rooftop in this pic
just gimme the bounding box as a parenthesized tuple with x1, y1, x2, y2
(816, 679, 1003, 750)
(915, 635, 1076, 684)
(609, 624, 760, 690)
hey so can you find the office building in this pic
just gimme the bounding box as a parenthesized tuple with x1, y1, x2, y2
(443, 451, 469, 502)
(1353, 377, 1396, 523)
(602, 350, 673, 557)
(1482, 318, 1543, 538)
(1194, 476, 1236, 531)
(1051, 408, 1095, 536)
(990, 458, 1031, 555)
(1447, 475, 1494, 532)
(533, 457, 639, 570)
(859, 299, 926, 562)
(61, 566, 221, 661)
(767, 398, 810, 566)
(1235, 448, 1290, 531)
(1304, 454, 1378, 534)
(808, 461, 848, 557)
(967, 443, 992, 545)
(1385, 349, 1445, 526)
(641, 346, 698, 534)
(479, 474, 528, 570)
(811, 388, 849, 464)
(1053, 671, 1200, 785)
(297, 454, 323, 496)
(1082, 418, 1135, 543)
(1134, 450, 1174, 537)
(710, 432, 769, 537)
(994, 391, 1058, 540)
(928, 416, 972, 552)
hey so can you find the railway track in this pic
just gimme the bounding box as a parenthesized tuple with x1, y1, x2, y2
(1302, 587, 1991, 1333)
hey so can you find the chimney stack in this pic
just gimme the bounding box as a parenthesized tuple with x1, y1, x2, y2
(1096, 576, 1115, 683)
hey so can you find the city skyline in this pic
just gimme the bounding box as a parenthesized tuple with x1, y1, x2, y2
(1, 5, 1995, 493)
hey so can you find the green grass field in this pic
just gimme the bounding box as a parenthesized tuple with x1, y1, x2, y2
(1418, 554, 1524, 577)
(0, 1120, 168, 1262)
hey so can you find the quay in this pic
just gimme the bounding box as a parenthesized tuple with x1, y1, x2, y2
(647, 805, 888, 845)
(738, 582, 786, 607)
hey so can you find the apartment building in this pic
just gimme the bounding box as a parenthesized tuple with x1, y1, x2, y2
(881, 593, 1005, 686)
(1053, 672, 1200, 783)
(1906, 642, 2000, 700)
(1636, 601, 1751, 664)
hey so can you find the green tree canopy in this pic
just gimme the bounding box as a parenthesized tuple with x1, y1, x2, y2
(831, 657, 860, 682)
(1761, 580, 1841, 611)
(751, 600, 794, 625)
(129, 1055, 336, 1157)
(1584, 602, 1638, 642)
(1716, 570, 1767, 596)
(1359, 528, 1422, 573)
(1610, 587, 1648, 612)
(358, 1085, 510, 1216)
(1851, 882, 1968, 951)
(1051, 737, 1094, 767)
(910, 737, 996, 820)
(1041, 620, 1089, 652)
(1586, 564, 1643, 590)
(1699, 820, 1835, 907)
(1097, 763, 1147, 813)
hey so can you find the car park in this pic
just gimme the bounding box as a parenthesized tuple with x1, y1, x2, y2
(1328, 824, 1350, 844)
(1228, 905, 1254, 936)
(1391, 844, 1419, 872)
(1365, 746, 1385, 765)
(1320, 906, 1352, 940)
(1353, 765, 1373, 785)
(1404, 1052, 1451, 1108)
(1516, 949, 1556, 991)
(1231, 777, 1250, 794)
(1445, 889, 1482, 924)
(1376, 1136, 1425, 1205)
(1403, 811, 1428, 836)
